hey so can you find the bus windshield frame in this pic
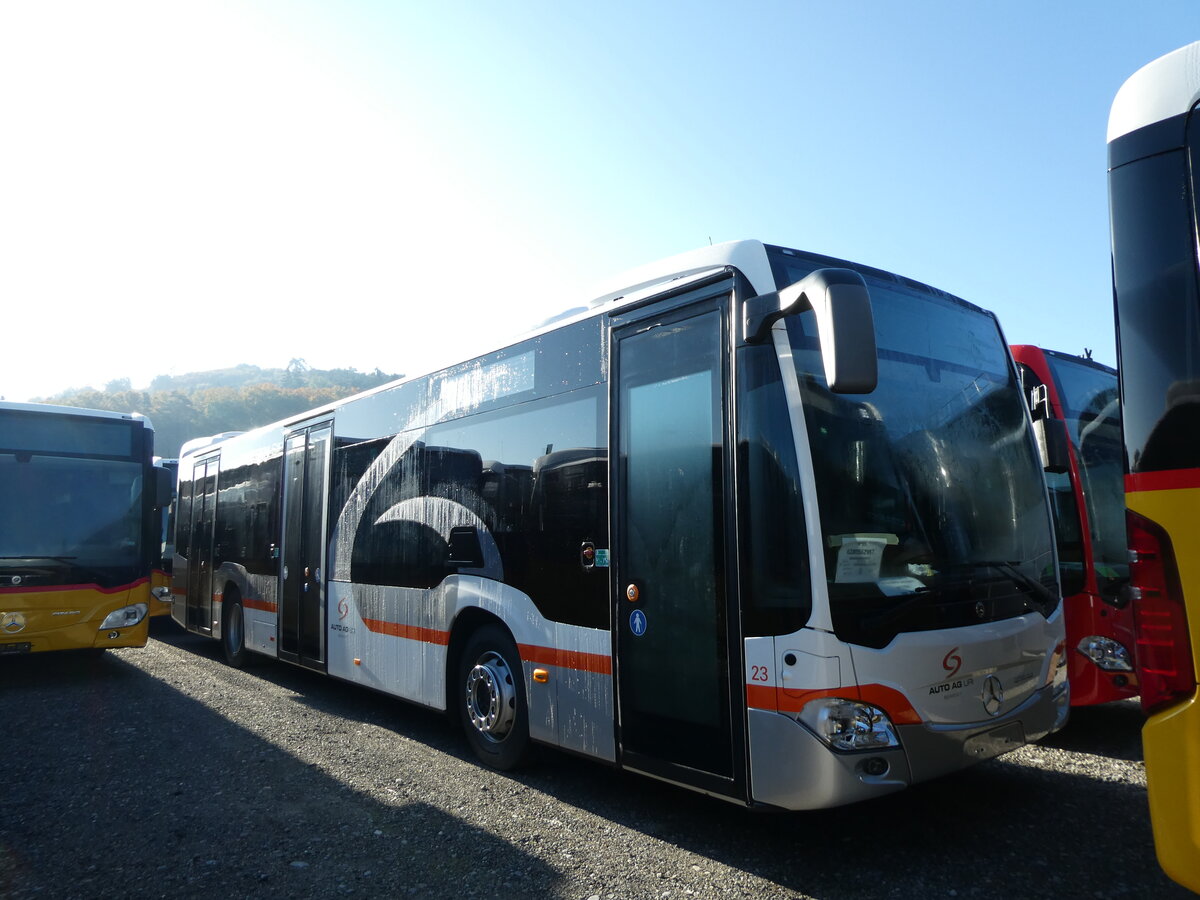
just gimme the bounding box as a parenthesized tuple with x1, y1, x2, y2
(769, 248, 1058, 649)
(0, 409, 151, 588)
(1040, 351, 1128, 597)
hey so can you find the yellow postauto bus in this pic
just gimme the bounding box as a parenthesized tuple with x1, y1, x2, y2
(1108, 40, 1200, 893)
(0, 401, 171, 654)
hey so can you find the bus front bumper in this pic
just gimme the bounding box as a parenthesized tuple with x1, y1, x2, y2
(748, 680, 1068, 810)
(0, 619, 149, 654)
(1143, 694, 1200, 894)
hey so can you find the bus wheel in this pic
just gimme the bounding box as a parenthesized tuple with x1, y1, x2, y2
(222, 591, 249, 668)
(458, 624, 530, 771)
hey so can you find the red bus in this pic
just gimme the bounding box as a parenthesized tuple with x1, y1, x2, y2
(1011, 346, 1136, 706)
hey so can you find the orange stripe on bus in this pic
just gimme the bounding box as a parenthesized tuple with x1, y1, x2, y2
(746, 682, 922, 725)
(1126, 469, 1200, 493)
(360, 618, 451, 645)
(350, 619, 610, 676)
(243, 597, 277, 613)
(518, 644, 613, 676)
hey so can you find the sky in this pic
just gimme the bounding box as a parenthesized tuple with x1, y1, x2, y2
(1, 2, 1195, 403)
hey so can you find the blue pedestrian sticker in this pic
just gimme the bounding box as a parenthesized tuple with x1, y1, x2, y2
(629, 609, 648, 637)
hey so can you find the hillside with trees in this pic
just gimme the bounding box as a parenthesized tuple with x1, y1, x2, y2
(37, 359, 401, 458)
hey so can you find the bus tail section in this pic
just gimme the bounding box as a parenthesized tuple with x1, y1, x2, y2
(1109, 40, 1200, 893)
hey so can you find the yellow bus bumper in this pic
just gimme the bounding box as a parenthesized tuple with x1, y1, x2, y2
(1144, 695, 1200, 893)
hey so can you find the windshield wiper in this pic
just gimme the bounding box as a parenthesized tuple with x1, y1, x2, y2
(0, 556, 113, 585)
(858, 586, 936, 631)
(956, 560, 1058, 615)
(0, 555, 79, 561)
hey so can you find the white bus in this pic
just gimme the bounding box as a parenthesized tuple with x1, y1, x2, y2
(171, 240, 1067, 809)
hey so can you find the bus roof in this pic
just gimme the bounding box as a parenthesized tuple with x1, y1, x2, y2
(0, 400, 152, 428)
(1108, 41, 1200, 143)
(582, 239, 776, 309)
(178, 432, 246, 458)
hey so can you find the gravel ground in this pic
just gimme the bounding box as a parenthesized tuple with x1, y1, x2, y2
(0, 619, 1190, 900)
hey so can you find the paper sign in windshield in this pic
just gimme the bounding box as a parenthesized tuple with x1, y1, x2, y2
(830, 533, 898, 583)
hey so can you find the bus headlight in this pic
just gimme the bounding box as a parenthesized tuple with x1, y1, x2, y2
(99, 603, 149, 630)
(798, 698, 900, 752)
(1077, 636, 1134, 672)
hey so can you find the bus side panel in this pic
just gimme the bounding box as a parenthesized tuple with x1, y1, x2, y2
(326, 580, 447, 706)
(540, 621, 614, 761)
(211, 564, 279, 658)
(1127, 485, 1200, 889)
(243, 571, 280, 656)
(326, 576, 616, 761)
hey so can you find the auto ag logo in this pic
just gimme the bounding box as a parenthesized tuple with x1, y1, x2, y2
(337, 597, 350, 621)
(942, 646, 962, 679)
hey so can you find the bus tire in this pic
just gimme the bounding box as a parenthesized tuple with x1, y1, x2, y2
(458, 624, 530, 771)
(222, 591, 249, 668)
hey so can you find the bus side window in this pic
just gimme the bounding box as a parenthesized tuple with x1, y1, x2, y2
(176, 475, 195, 559)
(737, 343, 811, 636)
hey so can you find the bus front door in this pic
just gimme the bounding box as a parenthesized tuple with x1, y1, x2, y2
(279, 422, 332, 670)
(612, 297, 743, 798)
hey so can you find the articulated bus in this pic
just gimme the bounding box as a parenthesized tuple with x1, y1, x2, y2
(150, 457, 179, 617)
(1010, 346, 1136, 705)
(0, 401, 171, 654)
(171, 240, 1068, 809)
(1108, 41, 1200, 892)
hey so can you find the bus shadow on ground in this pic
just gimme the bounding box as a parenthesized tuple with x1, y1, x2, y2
(1037, 698, 1146, 761)
(0, 647, 559, 900)
(157, 628, 1185, 900)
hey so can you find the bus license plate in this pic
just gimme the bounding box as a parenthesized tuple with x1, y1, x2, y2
(0, 642, 32, 655)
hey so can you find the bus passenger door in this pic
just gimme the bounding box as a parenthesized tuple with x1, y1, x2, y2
(612, 294, 744, 797)
(279, 422, 332, 670)
(186, 456, 218, 634)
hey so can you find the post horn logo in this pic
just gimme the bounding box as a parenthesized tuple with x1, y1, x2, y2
(942, 646, 963, 679)
(2, 612, 27, 634)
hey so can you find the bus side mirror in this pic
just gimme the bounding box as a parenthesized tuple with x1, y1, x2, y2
(153, 465, 175, 509)
(1033, 417, 1070, 474)
(744, 268, 878, 394)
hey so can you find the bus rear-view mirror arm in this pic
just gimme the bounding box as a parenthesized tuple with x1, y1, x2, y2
(153, 465, 175, 510)
(743, 267, 878, 394)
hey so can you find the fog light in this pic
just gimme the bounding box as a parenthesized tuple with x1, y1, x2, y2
(107, 631, 121, 639)
(798, 698, 900, 752)
(860, 757, 889, 777)
(99, 603, 149, 630)
(1077, 636, 1133, 672)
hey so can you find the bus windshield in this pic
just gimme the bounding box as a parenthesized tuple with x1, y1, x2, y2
(775, 260, 1056, 648)
(0, 453, 146, 584)
(1043, 353, 1129, 597)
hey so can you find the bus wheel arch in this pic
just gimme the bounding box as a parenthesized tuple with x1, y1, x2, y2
(450, 613, 530, 771)
(221, 584, 250, 668)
